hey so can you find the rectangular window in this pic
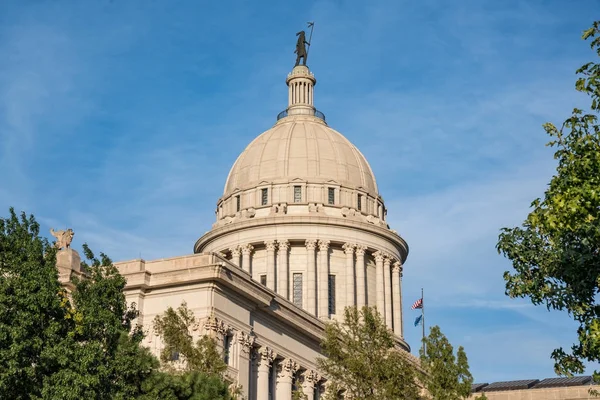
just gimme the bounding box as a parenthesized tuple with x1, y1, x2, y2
(293, 273, 303, 308)
(328, 187, 335, 205)
(293, 186, 302, 203)
(260, 274, 267, 286)
(223, 334, 231, 365)
(328, 274, 336, 315)
(357, 194, 362, 211)
(236, 195, 241, 212)
(261, 188, 268, 206)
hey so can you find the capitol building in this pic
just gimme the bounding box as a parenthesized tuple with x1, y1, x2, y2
(110, 60, 410, 400)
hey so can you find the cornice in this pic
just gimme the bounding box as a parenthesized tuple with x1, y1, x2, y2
(194, 215, 409, 262)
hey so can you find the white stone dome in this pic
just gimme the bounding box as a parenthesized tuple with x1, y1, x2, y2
(224, 116, 378, 198)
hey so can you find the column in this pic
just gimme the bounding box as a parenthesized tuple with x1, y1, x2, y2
(276, 358, 298, 400)
(265, 240, 277, 291)
(306, 239, 317, 316)
(392, 261, 403, 337)
(318, 240, 330, 318)
(302, 370, 320, 400)
(383, 255, 393, 329)
(374, 251, 385, 317)
(241, 244, 253, 274)
(236, 331, 255, 397)
(277, 240, 290, 299)
(355, 246, 366, 308)
(257, 347, 275, 400)
(343, 243, 355, 309)
(230, 246, 241, 268)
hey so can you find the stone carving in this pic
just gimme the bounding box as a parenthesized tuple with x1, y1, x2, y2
(271, 203, 288, 215)
(50, 228, 74, 249)
(277, 358, 299, 379)
(235, 330, 255, 354)
(341, 207, 357, 217)
(244, 207, 256, 218)
(308, 203, 324, 213)
(366, 215, 378, 224)
(277, 240, 290, 252)
(204, 315, 228, 337)
(355, 245, 366, 256)
(259, 347, 275, 366)
(373, 251, 384, 262)
(318, 239, 330, 251)
(305, 239, 317, 250)
(342, 243, 355, 255)
(392, 261, 403, 277)
(265, 240, 277, 251)
(241, 244, 254, 256)
(303, 369, 321, 386)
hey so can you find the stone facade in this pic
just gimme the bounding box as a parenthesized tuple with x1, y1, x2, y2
(469, 385, 600, 400)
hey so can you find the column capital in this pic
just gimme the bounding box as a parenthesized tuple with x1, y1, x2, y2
(305, 239, 317, 250)
(204, 315, 229, 337)
(235, 330, 255, 355)
(258, 346, 276, 366)
(277, 239, 290, 251)
(265, 240, 277, 251)
(241, 243, 254, 255)
(342, 243, 355, 254)
(230, 246, 241, 257)
(318, 239, 330, 251)
(383, 254, 392, 265)
(355, 245, 366, 256)
(303, 369, 321, 386)
(373, 251, 385, 262)
(392, 260, 403, 274)
(277, 358, 299, 379)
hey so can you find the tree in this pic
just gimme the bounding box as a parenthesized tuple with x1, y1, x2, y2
(0, 208, 157, 399)
(496, 21, 600, 380)
(420, 325, 473, 400)
(0, 208, 71, 399)
(317, 306, 420, 399)
(152, 302, 233, 400)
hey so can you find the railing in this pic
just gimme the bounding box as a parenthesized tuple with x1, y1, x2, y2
(276, 109, 326, 123)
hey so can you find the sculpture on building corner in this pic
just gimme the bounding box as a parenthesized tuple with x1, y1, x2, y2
(50, 228, 74, 250)
(294, 21, 314, 67)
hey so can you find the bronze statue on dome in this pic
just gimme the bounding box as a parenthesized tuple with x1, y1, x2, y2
(294, 22, 314, 67)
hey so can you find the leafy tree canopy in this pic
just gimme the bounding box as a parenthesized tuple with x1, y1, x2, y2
(497, 21, 600, 379)
(420, 325, 473, 400)
(317, 306, 420, 400)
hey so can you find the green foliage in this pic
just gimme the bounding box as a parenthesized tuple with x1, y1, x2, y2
(153, 303, 227, 376)
(139, 370, 233, 400)
(317, 306, 420, 400)
(0, 208, 67, 399)
(420, 326, 473, 400)
(0, 208, 158, 399)
(496, 21, 600, 380)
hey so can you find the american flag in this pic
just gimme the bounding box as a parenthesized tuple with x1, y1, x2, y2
(411, 298, 423, 310)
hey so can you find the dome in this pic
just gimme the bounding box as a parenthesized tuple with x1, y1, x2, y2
(223, 116, 378, 198)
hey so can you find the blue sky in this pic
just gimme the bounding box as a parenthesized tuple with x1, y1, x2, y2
(1, 0, 599, 383)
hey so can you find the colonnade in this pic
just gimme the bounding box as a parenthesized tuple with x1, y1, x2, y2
(228, 240, 404, 337)
(185, 316, 324, 400)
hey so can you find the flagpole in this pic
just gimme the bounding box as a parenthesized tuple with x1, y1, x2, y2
(421, 287, 425, 354)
